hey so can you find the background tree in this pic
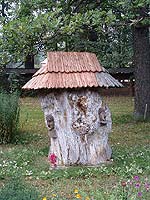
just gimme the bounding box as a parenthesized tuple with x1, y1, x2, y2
(132, 6, 150, 119)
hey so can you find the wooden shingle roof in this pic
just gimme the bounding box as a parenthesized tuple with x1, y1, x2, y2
(22, 52, 122, 90)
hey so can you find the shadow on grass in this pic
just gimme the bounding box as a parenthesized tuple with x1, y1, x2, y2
(11, 131, 42, 145)
(112, 114, 133, 125)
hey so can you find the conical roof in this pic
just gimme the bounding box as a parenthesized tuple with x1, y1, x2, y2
(22, 52, 122, 90)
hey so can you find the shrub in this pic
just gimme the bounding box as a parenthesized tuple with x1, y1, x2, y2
(0, 72, 9, 91)
(0, 177, 40, 200)
(0, 91, 20, 143)
(8, 72, 21, 92)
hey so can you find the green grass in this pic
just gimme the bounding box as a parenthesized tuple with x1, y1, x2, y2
(0, 96, 150, 199)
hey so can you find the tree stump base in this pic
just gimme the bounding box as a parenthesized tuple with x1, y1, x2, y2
(40, 89, 112, 167)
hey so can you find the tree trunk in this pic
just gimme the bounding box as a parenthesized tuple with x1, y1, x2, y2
(25, 54, 34, 69)
(40, 89, 112, 167)
(133, 25, 150, 120)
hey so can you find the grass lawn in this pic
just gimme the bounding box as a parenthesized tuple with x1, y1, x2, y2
(0, 96, 150, 199)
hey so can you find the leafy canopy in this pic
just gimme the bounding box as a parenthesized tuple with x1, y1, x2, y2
(0, 0, 149, 68)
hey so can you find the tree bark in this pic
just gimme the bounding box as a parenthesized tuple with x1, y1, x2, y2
(133, 24, 150, 120)
(40, 89, 112, 167)
(25, 54, 34, 69)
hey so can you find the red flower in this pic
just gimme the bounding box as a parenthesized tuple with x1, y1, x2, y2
(121, 181, 126, 187)
(48, 153, 57, 167)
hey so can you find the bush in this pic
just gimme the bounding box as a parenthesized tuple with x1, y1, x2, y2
(0, 91, 20, 143)
(8, 72, 22, 92)
(0, 177, 40, 200)
(0, 72, 9, 91)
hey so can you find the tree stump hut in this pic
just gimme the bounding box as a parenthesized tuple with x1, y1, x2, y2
(23, 52, 122, 167)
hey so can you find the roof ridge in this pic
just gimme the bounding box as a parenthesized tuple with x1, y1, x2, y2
(33, 70, 104, 77)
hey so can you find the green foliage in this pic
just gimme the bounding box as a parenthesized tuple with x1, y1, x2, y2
(8, 72, 25, 92)
(69, 25, 133, 68)
(0, 91, 20, 143)
(0, 71, 25, 93)
(0, 0, 84, 66)
(0, 72, 9, 91)
(0, 177, 40, 200)
(1, 0, 148, 69)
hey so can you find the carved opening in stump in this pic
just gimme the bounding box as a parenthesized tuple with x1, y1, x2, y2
(99, 105, 108, 126)
(45, 114, 57, 139)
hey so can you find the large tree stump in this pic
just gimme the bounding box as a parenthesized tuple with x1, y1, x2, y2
(40, 88, 112, 166)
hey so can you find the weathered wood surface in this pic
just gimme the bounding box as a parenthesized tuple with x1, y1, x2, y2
(40, 89, 112, 166)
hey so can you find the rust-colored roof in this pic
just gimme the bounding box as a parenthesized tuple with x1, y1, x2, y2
(22, 52, 122, 90)
(22, 72, 98, 89)
(47, 52, 101, 72)
(34, 52, 102, 77)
